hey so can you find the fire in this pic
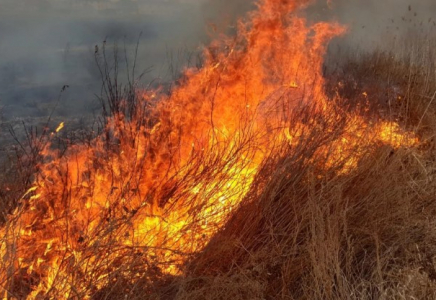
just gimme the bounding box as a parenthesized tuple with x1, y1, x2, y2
(0, 0, 417, 298)
(55, 122, 64, 133)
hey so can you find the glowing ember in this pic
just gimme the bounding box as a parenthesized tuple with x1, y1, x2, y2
(0, 0, 417, 298)
(55, 122, 65, 133)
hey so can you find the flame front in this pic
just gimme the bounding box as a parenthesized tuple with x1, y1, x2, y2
(0, 0, 417, 298)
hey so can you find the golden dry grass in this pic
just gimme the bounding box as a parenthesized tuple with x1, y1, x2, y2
(2, 36, 436, 299)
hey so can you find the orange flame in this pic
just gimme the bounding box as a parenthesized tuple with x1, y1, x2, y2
(0, 0, 417, 298)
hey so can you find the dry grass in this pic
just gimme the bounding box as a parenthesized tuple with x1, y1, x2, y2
(177, 145, 436, 299)
(2, 35, 436, 299)
(159, 39, 436, 300)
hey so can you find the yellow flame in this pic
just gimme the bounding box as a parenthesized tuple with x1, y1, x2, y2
(55, 122, 64, 133)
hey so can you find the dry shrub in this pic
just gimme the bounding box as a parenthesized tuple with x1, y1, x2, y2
(154, 41, 436, 299)
(179, 143, 436, 299)
(2, 52, 436, 299)
(2, 13, 436, 300)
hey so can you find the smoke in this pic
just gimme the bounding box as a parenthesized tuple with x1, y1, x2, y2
(307, 0, 436, 51)
(0, 0, 435, 119)
(200, 0, 254, 28)
(0, 0, 207, 118)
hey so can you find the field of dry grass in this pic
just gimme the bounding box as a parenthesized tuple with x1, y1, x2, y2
(2, 6, 436, 300)
(150, 44, 436, 300)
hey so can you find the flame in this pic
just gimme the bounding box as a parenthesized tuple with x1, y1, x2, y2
(0, 0, 418, 298)
(55, 122, 64, 133)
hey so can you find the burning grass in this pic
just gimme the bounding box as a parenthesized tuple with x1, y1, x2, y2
(1, 0, 436, 299)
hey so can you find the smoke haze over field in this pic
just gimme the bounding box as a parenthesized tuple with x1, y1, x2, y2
(0, 0, 210, 118)
(0, 0, 435, 118)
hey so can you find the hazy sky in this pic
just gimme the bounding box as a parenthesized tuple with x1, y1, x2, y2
(0, 0, 435, 118)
